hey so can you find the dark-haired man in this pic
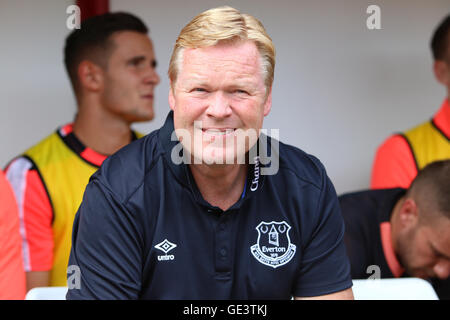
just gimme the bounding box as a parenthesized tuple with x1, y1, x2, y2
(371, 14, 450, 189)
(5, 12, 159, 290)
(341, 160, 450, 299)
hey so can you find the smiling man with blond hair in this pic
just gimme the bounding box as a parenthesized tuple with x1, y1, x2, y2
(67, 6, 353, 300)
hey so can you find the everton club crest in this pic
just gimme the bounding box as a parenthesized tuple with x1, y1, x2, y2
(250, 221, 296, 268)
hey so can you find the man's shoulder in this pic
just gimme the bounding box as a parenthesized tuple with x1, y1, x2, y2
(91, 130, 163, 202)
(277, 141, 327, 190)
(338, 188, 402, 222)
(339, 190, 378, 216)
(5, 127, 63, 172)
(22, 129, 62, 158)
(404, 116, 433, 134)
(339, 189, 378, 202)
(376, 117, 432, 151)
(339, 190, 387, 238)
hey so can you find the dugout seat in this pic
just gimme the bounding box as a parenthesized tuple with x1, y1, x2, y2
(352, 278, 439, 300)
(25, 286, 68, 300)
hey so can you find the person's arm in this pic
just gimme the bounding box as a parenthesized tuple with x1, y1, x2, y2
(0, 171, 26, 299)
(295, 288, 354, 300)
(67, 177, 144, 300)
(292, 161, 353, 299)
(5, 158, 54, 290)
(26, 271, 50, 292)
(370, 135, 418, 189)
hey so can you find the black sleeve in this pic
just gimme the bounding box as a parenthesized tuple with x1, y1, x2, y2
(66, 178, 144, 300)
(293, 173, 353, 297)
(339, 195, 371, 279)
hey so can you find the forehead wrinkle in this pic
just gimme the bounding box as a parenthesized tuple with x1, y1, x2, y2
(179, 50, 264, 91)
(180, 68, 261, 92)
(186, 55, 258, 74)
(184, 42, 262, 71)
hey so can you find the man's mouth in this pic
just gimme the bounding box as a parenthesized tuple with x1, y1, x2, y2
(202, 128, 236, 136)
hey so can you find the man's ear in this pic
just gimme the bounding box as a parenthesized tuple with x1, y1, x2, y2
(77, 60, 103, 92)
(263, 87, 272, 117)
(398, 198, 419, 229)
(169, 83, 176, 111)
(433, 60, 450, 87)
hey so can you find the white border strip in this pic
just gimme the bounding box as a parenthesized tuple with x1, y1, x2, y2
(6, 158, 33, 271)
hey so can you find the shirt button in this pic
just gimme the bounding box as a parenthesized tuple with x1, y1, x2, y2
(220, 248, 227, 257)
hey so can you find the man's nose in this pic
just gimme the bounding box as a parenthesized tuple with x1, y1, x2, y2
(206, 91, 232, 119)
(433, 261, 450, 279)
(143, 65, 160, 85)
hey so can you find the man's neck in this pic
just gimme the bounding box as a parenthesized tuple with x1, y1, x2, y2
(73, 101, 132, 156)
(189, 163, 247, 211)
(389, 196, 405, 257)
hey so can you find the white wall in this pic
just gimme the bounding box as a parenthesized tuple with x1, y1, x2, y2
(0, 0, 448, 194)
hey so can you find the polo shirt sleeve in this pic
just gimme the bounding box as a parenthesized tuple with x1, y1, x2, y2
(0, 170, 26, 300)
(293, 171, 352, 298)
(370, 134, 418, 189)
(66, 178, 144, 300)
(5, 157, 54, 272)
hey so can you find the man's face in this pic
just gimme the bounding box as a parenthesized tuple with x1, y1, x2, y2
(169, 41, 272, 165)
(397, 216, 450, 280)
(101, 31, 160, 123)
(446, 44, 450, 95)
(433, 33, 450, 96)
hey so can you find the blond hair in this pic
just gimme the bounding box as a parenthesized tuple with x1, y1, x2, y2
(168, 6, 275, 91)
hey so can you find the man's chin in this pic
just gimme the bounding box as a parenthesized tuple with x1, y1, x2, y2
(130, 111, 155, 123)
(199, 149, 247, 165)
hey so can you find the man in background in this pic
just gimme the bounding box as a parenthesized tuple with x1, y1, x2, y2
(341, 160, 450, 299)
(371, 14, 450, 189)
(5, 12, 160, 290)
(0, 170, 26, 299)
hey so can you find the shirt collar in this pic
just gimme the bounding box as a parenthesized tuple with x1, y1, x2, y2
(158, 111, 272, 209)
(58, 123, 138, 168)
(378, 188, 407, 278)
(380, 222, 405, 278)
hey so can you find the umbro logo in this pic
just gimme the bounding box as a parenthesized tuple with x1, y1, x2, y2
(155, 239, 177, 261)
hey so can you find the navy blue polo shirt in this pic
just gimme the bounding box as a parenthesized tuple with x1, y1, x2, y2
(67, 111, 352, 299)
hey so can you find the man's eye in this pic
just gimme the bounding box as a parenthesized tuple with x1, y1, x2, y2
(193, 88, 207, 92)
(235, 89, 248, 95)
(129, 59, 145, 68)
